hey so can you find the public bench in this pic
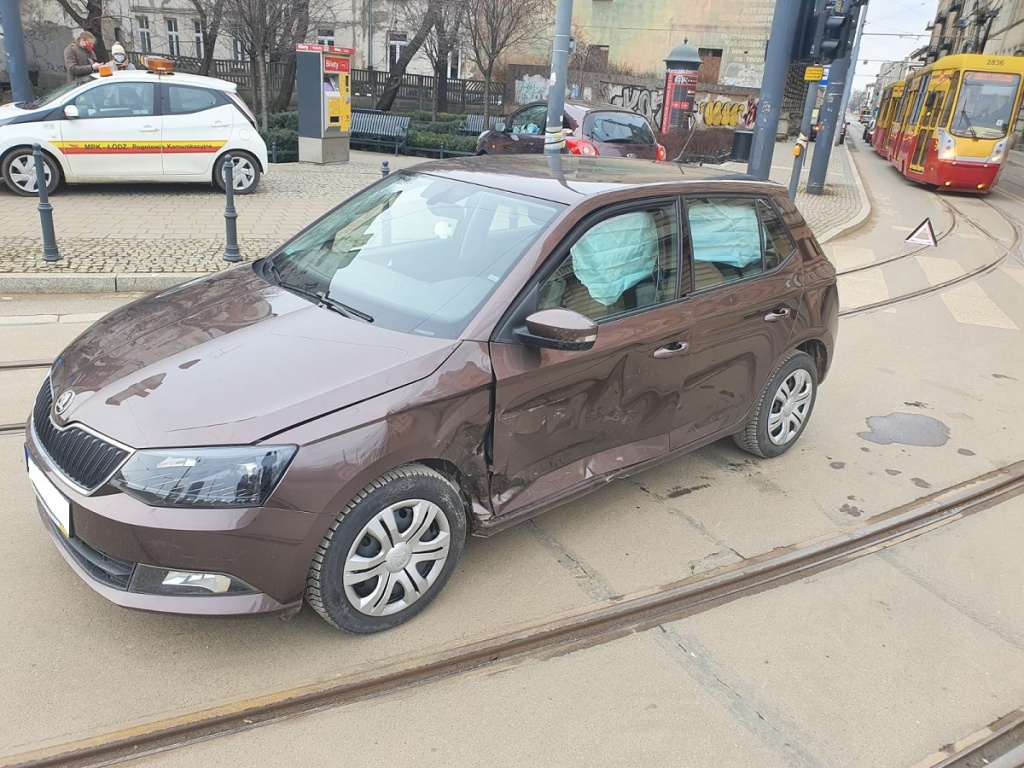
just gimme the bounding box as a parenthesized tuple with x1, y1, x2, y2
(460, 114, 505, 135)
(350, 110, 411, 155)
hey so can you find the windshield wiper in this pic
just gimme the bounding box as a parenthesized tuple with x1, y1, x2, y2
(959, 109, 978, 139)
(262, 258, 374, 323)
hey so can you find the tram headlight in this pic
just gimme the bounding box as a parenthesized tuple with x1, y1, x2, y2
(989, 140, 1007, 165)
(937, 130, 956, 162)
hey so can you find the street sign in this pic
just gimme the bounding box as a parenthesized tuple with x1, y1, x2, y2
(820, 65, 831, 85)
(805, 66, 824, 82)
(906, 218, 938, 247)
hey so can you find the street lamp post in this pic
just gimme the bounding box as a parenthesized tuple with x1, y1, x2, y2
(543, 0, 574, 155)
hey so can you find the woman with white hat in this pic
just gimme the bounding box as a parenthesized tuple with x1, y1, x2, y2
(110, 43, 136, 70)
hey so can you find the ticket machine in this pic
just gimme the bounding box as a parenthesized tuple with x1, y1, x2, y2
(296, 43, 353, 164)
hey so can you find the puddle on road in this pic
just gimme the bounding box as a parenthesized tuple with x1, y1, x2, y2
(858, 412, 950, 447)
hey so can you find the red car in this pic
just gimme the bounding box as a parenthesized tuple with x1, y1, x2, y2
(476, 100, 667, 160)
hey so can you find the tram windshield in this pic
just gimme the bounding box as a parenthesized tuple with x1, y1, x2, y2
(949, 71, 1021, 139)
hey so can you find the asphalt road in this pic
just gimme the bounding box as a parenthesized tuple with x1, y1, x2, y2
(2, 138, 1023, 766)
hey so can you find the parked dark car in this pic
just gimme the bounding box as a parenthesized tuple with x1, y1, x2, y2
(810, 119, 849, 143)
(26, 157, 838, 634)
(477, 100, 667, 161)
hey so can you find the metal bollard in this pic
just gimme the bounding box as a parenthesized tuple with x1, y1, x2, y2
(271, 141, 278, 164)
(381, 160, 390, 178)
(222, 155, 241, 263)
(33, 144, 62, 262)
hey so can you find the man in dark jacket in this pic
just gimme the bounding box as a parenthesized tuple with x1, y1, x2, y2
(64, 32, 100, 82)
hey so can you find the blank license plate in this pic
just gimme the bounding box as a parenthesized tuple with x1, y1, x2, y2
(27, 456, 71, 538)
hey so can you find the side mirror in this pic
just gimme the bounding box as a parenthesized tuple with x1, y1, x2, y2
(64, 104, 80, 119)
(495, 121, 507, 133)
(515, 308, 597, 352)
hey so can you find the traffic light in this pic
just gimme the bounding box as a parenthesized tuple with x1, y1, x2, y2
(818, 11, 852, 62)
(791, 0, 820, 62)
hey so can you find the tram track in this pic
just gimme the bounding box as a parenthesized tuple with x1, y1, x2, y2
(0, 361, 50, 438)
(5, 461, 1024, 768)
(838, 191, 1022, 318)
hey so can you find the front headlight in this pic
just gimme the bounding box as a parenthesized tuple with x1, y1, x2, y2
(111, 445, 298, 508)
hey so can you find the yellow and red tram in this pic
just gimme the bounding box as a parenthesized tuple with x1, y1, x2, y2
(885, 54, 1024, 193)
(871, 81, 905, 157)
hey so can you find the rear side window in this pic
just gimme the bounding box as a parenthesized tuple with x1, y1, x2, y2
(685, 197, 794, 291)
(165, 85, 220, 115)
(584, 111, 656, 145)
(758, 200, 796, 270)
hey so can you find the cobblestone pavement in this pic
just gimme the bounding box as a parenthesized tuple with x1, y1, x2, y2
(0, 146, 867, 277)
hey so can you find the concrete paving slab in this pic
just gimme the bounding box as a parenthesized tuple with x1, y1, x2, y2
(128, 631, 794, 768)
(0, 323, 91, 362)
(0, 368, 43, 424)
(666, 517, 1024, 768)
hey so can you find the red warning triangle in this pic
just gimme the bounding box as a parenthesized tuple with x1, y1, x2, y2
(905, 218, 938, 247)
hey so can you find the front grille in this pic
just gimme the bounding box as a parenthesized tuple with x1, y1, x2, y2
(33, 380, 130, 492)
(54, 527, 136, 590)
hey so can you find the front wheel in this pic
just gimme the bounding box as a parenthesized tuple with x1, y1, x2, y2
(733, 351, 818, 459)
(306, 464, 467, 634)
(213, 152, 261, 195)
(2, 148, 60, 196)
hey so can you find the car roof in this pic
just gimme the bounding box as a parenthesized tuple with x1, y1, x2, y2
(409, 156, 777, 206)
(82, 70, 237, 92)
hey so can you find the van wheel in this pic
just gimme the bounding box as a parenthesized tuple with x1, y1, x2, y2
(213, 152, 260, 194)
(306, 464, 467, 634)
(3, 148, 60, 196)
(733, 351, 818, 459)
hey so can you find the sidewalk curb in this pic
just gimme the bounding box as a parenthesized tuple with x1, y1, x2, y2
(817, 141, 872, 244)
(0, 272, 209, 295)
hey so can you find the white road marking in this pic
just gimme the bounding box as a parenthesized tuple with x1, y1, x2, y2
(918, 256, 1017, 330)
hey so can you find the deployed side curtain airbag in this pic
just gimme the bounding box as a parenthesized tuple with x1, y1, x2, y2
(571, 212, 658, 306)
(689, 200, 762, 268)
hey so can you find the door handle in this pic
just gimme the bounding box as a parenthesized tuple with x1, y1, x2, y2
(139, 126, 158, 133)
(764, 308, 791, 322)
(653, 341, 689, 359)
(211, 121, 229, 128)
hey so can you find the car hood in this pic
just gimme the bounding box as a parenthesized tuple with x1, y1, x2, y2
(0, 102, 35, 128)
(47, 267, 459, 447)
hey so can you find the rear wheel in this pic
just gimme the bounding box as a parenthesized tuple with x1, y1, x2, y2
(733, 351, 818, 458)
(2, 148, 60, 196)
(306, 464, 467, 634)
(213, 152, 260, 194)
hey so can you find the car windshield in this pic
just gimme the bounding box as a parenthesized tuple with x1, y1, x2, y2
(23, 78, 95, 110)
(266, 173, 564, 339)
(585, 112, 656, 144)
(949, 72, 1021, 139)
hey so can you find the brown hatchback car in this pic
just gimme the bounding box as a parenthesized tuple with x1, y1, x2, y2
(25, 157, 838, 633)
(477, 100, 667, 161)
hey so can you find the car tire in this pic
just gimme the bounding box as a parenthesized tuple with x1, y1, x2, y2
(213, 151, 261, 195)
(733, 351, 818, 459)
(306, 464, 467, 634)
(2, 148, 60, 196)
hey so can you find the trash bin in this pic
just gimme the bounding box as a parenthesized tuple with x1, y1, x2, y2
(730, 130, 754, 162)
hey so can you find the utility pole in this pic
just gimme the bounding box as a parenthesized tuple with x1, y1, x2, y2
(806, 1, 861, 194)
(0, 0, 34, 103)
(788, 0, 825, 200)
(544, 0, 573, 155)
(747, 0, 804, 179)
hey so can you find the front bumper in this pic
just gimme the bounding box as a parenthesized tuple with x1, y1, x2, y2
(25, 430, 314, 617)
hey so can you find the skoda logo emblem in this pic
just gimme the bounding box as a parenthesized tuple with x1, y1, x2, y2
(54, 389, 76, 415)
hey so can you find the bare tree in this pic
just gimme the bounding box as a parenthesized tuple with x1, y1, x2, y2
(189, 0, 226, 76)
(53, 0, 108, 59)
(393, 0, 463, 117)
(223, 0, 318, 128)
(462, 0, 550, 121)
(374, 0, 441, 112)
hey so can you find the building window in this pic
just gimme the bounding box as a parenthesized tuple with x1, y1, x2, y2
(137, 16, 152, 53)
(232, 38, 246, 62)
(316, 28, 336, 46)
(193, 20, 204, 58)
(387, 32, 408, 71)
(166, 18, 181, 57)
(447, 48, 460, 79)
(114, 27, 122, 42)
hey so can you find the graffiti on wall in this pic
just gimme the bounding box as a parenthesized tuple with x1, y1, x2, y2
(515, 74, 549, 104)
(607, 84, 664, 130)
(696, 97, 759, 128)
